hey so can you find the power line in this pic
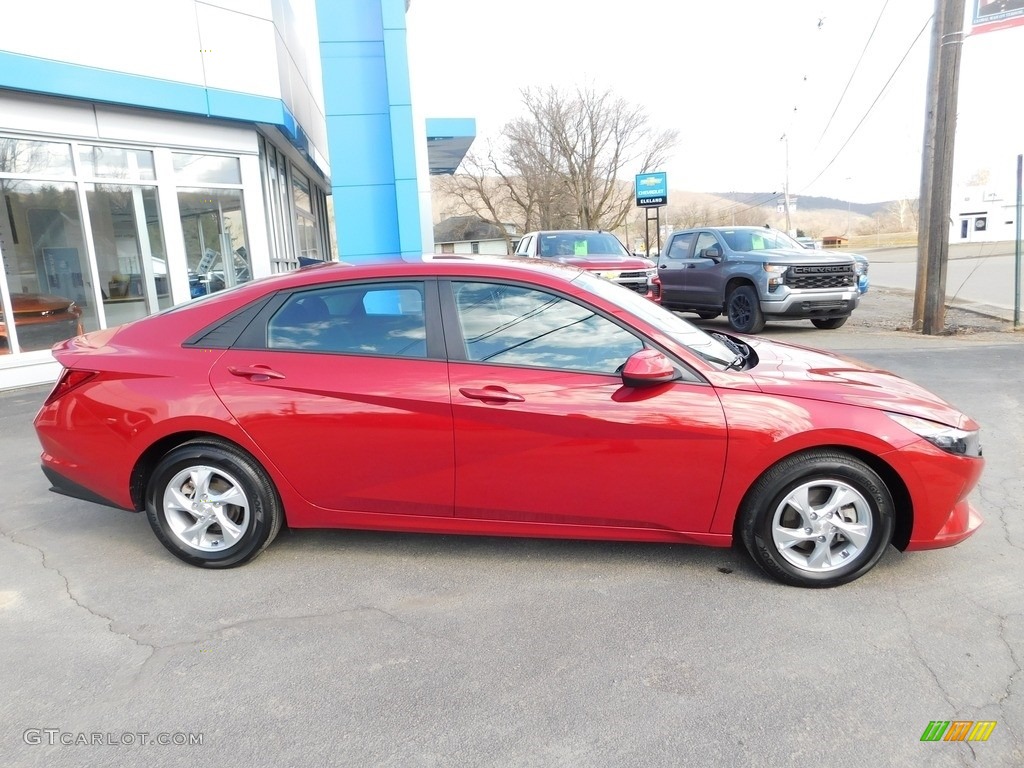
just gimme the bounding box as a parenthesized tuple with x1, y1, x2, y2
(798, 13, 933, 197)
(817, 0, 891, 147)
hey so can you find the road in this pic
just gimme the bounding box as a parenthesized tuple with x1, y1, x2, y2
(1, 313, 1022, 767)
(861, 240, 1023, 322)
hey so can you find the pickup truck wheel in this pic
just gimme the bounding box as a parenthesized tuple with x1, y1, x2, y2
(696, 311, 720, 320)
(811, 317, 848, 330)
(726, 286, 765, 333)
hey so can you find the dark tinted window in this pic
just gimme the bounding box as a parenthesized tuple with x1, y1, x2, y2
(452, 281, 643, 374)
(666, 233, 695, 259)
(268, 282, 426, 357)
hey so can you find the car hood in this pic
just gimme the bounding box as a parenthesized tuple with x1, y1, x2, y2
(755, 248, 855, 266)
(551, 255, 653, 270)
(743, 335, 976, 429)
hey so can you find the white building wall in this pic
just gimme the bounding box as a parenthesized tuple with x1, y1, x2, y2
(950, 186, 1019, 243)
(0, 0, 327, 173)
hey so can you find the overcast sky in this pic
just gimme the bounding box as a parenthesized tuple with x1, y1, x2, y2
(406, 0, 1020, 204)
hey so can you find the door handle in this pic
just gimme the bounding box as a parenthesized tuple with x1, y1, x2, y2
(227, 365, 286, 382)
(459, 386, 525, 404)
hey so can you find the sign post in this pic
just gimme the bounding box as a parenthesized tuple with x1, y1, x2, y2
(635, 172, 668, 259)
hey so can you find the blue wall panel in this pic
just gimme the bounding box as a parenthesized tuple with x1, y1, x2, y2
(326, 115, 395, 187)
(315, 3, 383, 43)
(320, 44, 389, 117)
(317, 0, 422, 262)
(332, 185, 400, 258)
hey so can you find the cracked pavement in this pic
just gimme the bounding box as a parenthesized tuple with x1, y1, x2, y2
(1, 290, 1022, 767)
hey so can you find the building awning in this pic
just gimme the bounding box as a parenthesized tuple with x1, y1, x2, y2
(426, 117, 476, 175)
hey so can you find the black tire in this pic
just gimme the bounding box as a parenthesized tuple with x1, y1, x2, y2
(145, 439, 283, 568)
(738, 450, 894, 588)
(811, 316, 849, 330)
(726, 285, 766, 333)
(696, 311, 720, 320)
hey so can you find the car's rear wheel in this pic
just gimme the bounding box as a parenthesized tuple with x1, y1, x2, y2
(726, 285, 765, 333)
(811, 316, 849, 330)
(146, 439, 283, 568)
(739, 450, 894, 587)
(696, 311, 720, 320)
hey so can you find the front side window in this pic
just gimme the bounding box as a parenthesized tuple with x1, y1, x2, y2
(694, 232, 720, 258)
(267, 281, 426, 358)
(666, 233, 695, 259)
(451, 281, 643, 374)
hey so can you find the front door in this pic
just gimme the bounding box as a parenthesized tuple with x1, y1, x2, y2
(443, 280, 728, 534)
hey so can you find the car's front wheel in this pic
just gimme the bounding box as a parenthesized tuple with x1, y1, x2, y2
(739, 450, 894, 587)
(726, 285, 766, 333)
(146, 439, 283, 568)
(811, 316, 849, 329)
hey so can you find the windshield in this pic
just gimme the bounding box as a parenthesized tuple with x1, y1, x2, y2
(720, 228, 804, 253)
(538, 232, 629, 258)
(572, 271, 740, 367)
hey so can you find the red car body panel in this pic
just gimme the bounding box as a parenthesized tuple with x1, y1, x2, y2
(210, 349, 455, 517)
(447, 361, 727, 530)
(33, 258, 984, 559)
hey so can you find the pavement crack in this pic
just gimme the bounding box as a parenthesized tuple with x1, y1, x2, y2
(0, 524, 156, 660)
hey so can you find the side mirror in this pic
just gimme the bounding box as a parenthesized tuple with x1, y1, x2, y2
(703, 244, 723, 262)
(621, 349, 680, 387)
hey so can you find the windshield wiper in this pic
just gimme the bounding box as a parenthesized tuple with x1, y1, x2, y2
(712, 332, 750, 371)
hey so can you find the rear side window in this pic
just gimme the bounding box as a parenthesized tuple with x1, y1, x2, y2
(267, 282, 427, 357)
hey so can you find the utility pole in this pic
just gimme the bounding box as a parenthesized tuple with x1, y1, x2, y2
(781, 134, 792, 234)
(914, 0, 966, 334)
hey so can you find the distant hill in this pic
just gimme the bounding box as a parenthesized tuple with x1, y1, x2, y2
(711, 192, 890, 217)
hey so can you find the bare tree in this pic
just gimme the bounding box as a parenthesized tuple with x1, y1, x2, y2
(437, 85, 677, 235)
(433, 148, 519, 252)
(513, 85, 677, 230)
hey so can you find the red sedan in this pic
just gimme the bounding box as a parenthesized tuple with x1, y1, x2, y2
(33, 257, 984, 587)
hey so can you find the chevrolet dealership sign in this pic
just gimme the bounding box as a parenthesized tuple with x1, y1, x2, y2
(635, 172, 667, 207)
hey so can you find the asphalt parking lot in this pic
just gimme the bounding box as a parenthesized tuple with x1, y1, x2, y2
(1, 288, 1022, 768)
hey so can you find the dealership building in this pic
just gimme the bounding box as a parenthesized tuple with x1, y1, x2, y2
(0, 0, 474, 389)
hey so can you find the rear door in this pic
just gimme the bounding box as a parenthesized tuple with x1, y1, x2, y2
(210, 279, 455, 517)
(657, 232, 696, 305)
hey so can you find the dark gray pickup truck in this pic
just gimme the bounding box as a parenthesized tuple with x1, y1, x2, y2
(656, 226, 860, 333)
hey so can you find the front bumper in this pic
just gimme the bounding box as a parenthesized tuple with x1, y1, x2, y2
(762, 289, 860, 318)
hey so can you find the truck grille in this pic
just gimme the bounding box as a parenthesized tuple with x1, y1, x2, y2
(787, 265, 855, 290)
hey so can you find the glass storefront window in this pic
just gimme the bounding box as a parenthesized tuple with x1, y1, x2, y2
(172, 153, 241, 185)
(177, 188, 250, 297)
(292, 170, 320, 261)
(0, 138, 74, 177)
(0, 179, 94, 354)
(86, 183, 170, 326)
(79, 146, 156, 181)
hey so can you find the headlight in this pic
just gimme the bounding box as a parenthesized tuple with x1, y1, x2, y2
(763, 263, 786, 288)
(887, 413, 981, 456)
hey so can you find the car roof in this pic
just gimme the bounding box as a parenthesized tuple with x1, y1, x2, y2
(229, 255, 587, 296)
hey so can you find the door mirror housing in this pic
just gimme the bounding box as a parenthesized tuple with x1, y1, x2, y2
(703, 244, 723, 262)
(621, 349, 680, 387)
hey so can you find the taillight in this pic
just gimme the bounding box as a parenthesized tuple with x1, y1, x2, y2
(43, 369, 98, 406)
